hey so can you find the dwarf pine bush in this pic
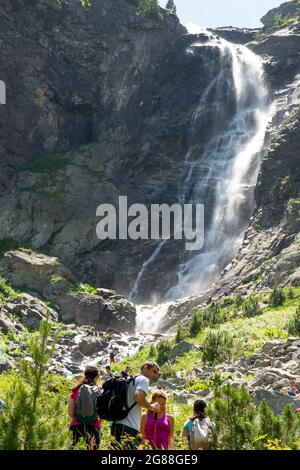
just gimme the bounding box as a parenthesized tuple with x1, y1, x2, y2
(208, 385, 300, 450)
(202, 330, 234, 365)
(242, 296, 262, 318)
(288, 305, 300, 336)
(0, 312, 71, 450)
(269, 286, 286, 307)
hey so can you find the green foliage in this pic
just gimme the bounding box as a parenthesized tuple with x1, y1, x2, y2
(288, 305, 300, 336)
(165, 0, 177, 15)
(242, 296, 262, 318)
(137, 0, 162, 20)
(0, 277, 20, 305)
(209, 384, 256, 449)
(269, 286, 286, 307)
(287, 288, 295, 299)
(202, 330, 234, 365)
(175, 322, 186, 343)
(273, 13, 298, 29)
(156, 339, 173, 366)
(188, 302, 228, 337)
(234, 292, 244, 307)
(208, 385, 300, 450)
(20, 152, 68, 174)
(159, 364, 177, 380)
(72, 282, 98, 295)
(189, 311, 202, 337)
(0, 312, 71, 450)
(148, 343, 156, 358)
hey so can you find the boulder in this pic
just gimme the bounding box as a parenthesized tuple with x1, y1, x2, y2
(172, 392, 189, 404)
(0, 249, 136, 333)
(4, 293, 58, 330)
(59, 292, 136, 333)
(78, 336, 106, 356)
(0, 357, 15, 373)
(0, 250, 76, 299)
(262, 340, 288, 355)
(252, 388, 299, 415)
(261, 1, 299, 28)
(168, 341, 196, 361)
(254, 358, 272, 368)
(272, 378, 291, 391)
(0, 310, 22, 333)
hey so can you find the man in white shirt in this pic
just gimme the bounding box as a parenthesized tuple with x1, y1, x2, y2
(111, 361, 160, 444)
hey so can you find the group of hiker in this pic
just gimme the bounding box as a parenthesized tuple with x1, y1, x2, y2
(67, 362, 213, 450)
(283, 381, 300, 399)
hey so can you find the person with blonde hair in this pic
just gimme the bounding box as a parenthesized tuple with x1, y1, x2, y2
(141, 390, 174, 450)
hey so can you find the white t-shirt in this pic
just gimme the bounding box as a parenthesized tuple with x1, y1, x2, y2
(116, 374, 149, 431)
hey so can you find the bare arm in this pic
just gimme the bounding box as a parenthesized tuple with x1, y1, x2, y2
(140, 414, 148, 439)
(134, 389, 160, 412)
(182, 428, 189, 444)
(169, 415, 174, 449)
(68, 398, 75, 418)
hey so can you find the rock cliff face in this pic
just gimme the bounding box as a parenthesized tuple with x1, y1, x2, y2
(260, 0, 299, 28)
(0, 0, 300, 322)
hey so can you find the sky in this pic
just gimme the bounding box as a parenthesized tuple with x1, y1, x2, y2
(159, 0, 287, 29)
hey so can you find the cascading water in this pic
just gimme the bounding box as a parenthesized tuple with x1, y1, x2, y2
(132, 34, 273, 333)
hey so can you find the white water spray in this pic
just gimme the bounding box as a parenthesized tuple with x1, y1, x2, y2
(132, 34, 272, 332)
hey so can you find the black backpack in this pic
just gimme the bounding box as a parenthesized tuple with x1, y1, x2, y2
(97, 375, 137, 422)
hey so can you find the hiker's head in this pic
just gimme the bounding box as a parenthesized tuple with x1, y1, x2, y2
(193, 399, 207, 419)
(290, 381, 296, 389)
(105, 366, 111, 372)
(72, 365, 99, 390)
(151, 390, 167, 413)
(84, 365, 99, 383)
(141, 361, 160, 382)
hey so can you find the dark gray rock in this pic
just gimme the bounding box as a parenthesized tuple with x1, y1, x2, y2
(4, 293, 58, 330)
(0, 311, 21, 333)
(252, 388, 299, 414)
(261, 1, 298, 28)
(78, 336, 106, 356)
(0, 357, 15, 373)
(169, 341, 196, 360)
(208, 27, 260, 44)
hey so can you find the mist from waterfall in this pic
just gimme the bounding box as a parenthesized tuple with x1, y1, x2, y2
(132, 35, 272, 332)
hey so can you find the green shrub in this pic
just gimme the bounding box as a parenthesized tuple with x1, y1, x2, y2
(72, 283, 97, 295)
(287, 288, 295, 299)
(165, 0, 177, 16)
(208, 384, 257, 449)
(202, 330, 234, 365)
(288, 305, 300, 336)
(159, 364, 177, 380)
(209, 383, 300, 450)
(188, 302, 227, 337)
(137, 0, 162, 19)
(0, 277, 19, 305)
(0, 312, 71, 450)
(242, 296, 262, 318)
(189, 312, 202, 337)
(156, 339, 173, 366)
(175, 322, 186, 343)
(269, 287, 286, 307)
(234, 292, 244, 307)
(148, 343, 156, 358)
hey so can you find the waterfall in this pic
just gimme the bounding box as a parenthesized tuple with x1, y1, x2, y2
(132, 34, 272, 332)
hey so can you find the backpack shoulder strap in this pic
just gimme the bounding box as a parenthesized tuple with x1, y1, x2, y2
(125, 375, 139, 412)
